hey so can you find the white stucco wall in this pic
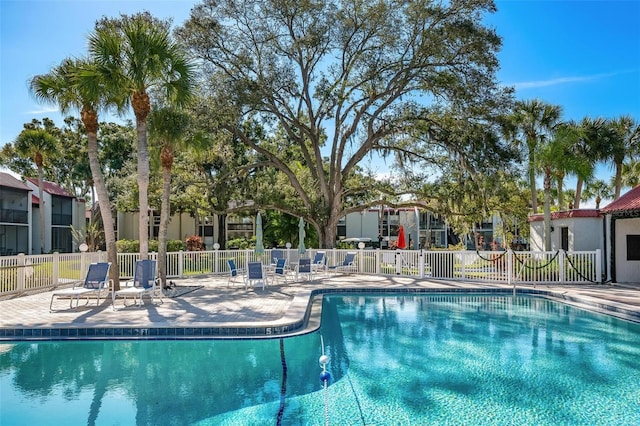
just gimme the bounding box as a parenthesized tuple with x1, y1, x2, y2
(529, 216, 603, 253)
(614, 217, 640, 284)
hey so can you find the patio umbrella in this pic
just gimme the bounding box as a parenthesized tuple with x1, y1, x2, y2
(397, 225, 407, 249)
(254, 212, 265, 255)
(298, 217, 306, 255)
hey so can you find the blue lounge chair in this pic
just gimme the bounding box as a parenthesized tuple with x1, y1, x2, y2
(113, 259, 162, 308)
(271, 257, 289, 284)
(296, 258, 314, 281)
(311, 251, 327, 274)
(50, 262, 112, 311)
(246, 261, 268, 290)
(329, 252, 357, 274)
(227, 259, 245, 287)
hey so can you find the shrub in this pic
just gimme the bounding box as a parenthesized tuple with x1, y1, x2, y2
(185, 235, 205, 251)
(116, 239, 185, 253)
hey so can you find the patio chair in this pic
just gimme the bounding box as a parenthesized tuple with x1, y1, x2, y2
(271, 249, 285, 265)
(50, 262, 112, 311)
(311, 251, 327, 274)
(227, 259, 245, 287)
(296, 258, 314, 281)
(270, 257, 289, 285)
(112, 259, 162, 308)
(329, 252, 357, 274)
(246, 261, 268, 290)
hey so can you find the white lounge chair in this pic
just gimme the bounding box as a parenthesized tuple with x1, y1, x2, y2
(50, 262, 112, 311)
(329, 252, 357, 274)
(112, 259, 162, 308)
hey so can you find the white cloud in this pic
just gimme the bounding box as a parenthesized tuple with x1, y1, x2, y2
(26, 106, 59, 114)
(510, 70, 634, 90)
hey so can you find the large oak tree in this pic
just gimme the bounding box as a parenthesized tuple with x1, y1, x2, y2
(177, 0, 511, 248)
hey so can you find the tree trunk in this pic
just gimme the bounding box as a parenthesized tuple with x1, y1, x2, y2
(85, 118, 120, 289)
(217, 214, 227, 249)
(543, 169, 552, 251)
(137, 120, 150, 260)
(37, 165, 46, 254)
(574, 177, 583, 209)
(158, 162, 172, 287)
(556, 174, 564, 211)
(614, 162, 622, 199)
(528, 150, 538, 213)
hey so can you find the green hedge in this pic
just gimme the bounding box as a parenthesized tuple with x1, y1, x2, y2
(116, 239, 185, 253)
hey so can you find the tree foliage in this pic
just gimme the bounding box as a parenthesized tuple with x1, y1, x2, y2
(176, 0, 511, 247)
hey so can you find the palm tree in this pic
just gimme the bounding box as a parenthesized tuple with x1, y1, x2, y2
(536, 124, 591, 250)
(88, 12, 194, 260)
(15, 128, 58, 253)
(148, 106, 191, 287)
(552, 121, 592, 211)
(572, 117, 608, 208)
(29, 57, 122, 287)
(582, 179, 613, 209)
(605, 116, 640, 199)
(620, 160, 640, 189)
(510, 99, 562, 213)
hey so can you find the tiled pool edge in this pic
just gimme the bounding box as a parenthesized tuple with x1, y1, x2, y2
(1, 286, 638, 341)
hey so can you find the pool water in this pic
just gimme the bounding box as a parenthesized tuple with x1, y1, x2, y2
(1, 294, 639, 425)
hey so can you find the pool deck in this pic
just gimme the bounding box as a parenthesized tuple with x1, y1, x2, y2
(1, 273, 640, 340)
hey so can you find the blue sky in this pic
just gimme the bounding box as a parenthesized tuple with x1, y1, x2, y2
(1, 0, 639, 186)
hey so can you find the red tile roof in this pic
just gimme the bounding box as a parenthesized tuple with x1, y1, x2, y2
(600, 185, 640, 213)
(0, 172, 30, 191)
(528, 209, 600, 222)
(25, 177, 74, 198)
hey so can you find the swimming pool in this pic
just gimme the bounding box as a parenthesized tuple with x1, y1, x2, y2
(1, 294, 639, 425)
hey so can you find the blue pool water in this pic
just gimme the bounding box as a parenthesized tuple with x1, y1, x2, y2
(1, 294, 639, 425)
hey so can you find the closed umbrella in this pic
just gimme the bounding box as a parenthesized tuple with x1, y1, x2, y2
(397, 225, 407, 249)
(298, 217, 306, 255)
(255, 212, 265, 255)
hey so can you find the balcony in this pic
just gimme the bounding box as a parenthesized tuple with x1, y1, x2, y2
(0, 208, 28, 224)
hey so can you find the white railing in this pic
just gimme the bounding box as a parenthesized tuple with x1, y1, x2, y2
(0, 248, 602, 297)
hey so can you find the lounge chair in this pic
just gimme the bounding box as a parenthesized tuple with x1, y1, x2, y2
(311, 251, 327, 274)
(227, 259, 245, 287)
(50, 262, 112, 311)
(246, 261, 268, 290)
(112, 259, 162, 308)
(296, 258, 314, 281)
(329, 252, 357, 274)
(270, 257, 289, 284)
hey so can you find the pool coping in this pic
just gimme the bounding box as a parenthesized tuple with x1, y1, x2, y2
(1, 285, 638, 341)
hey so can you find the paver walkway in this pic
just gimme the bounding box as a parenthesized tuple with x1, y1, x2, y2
(1, 273, 639, 340)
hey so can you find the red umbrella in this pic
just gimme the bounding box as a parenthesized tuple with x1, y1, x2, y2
(397, 225, 407, 249)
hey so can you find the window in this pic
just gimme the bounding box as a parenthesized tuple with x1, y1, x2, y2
(0, 187, 29, 224)
(51, 195, 73, 225)
(52, 227, 72, 253)
(626, 235, 640, 261)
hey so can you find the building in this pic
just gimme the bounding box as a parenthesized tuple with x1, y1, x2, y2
(24, 177, 85, 254)
(1, 172, 85, 255)
(527, 185, 640, 284)
(528, 209, 604, 252)
(116, 211, 255, 250)
(0, 172, 32, 255)
(600, 185, 640, 284)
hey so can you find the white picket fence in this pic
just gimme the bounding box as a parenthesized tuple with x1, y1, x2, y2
(0, 248, 602, 297)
